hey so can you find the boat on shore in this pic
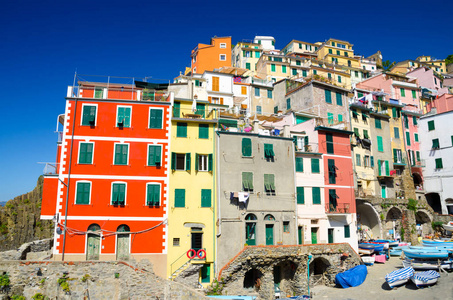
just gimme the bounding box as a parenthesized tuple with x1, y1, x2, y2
(403, 248, 451, 260)
(421, 239, 453, 247)
(402, 258, 453, 270)
(335, 265, 368, 288)
(411, 270, 440, 288)
(385, 266, 414, 288)
(362, 256, 375, 266)
(442, 221, 453, 232)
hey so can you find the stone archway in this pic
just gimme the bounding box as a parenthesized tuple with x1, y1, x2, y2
(384, 207, 403, 240)
(426, 193, 442, 214)
(273, 261, 298, 297)
(412, 172, 423, 189)
(415, 210, 432, 237)
(243, 268, 263, 290)
(357, 202, 381, 240)
(309, 257, 331, 286)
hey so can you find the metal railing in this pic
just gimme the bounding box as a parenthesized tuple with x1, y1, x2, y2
(172, 107, 216, 120)
(295, 142, 319, 153)
(39, 162, 59, 175)
(169, 248, 206, 279)
(325, 203, 350, 214)
(393, 157, 407, 165)
(67, 86, 170, 102)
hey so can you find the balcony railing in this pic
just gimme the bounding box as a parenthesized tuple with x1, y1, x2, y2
(393, 157, 407, 166)
(172, 107, 216, 120)
(67, 85, 170, 102)
(355, 189, 374, 198)
(295, 143, 319, 153)
(39, 162, 59, 175)
(326, 203, 350, 214)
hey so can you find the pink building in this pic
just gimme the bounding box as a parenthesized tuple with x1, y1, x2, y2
(425, 93, 453, 114)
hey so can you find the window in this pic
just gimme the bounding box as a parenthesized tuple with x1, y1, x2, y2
(171, 152, 191, 171)
(377, 136, 383, 152)
(302, 70, 307, 77)
(328, 159, 336, 184)
(394, 127, 400, 139)
(336, 50, 340, 55)
(353, 128, 360, 138)
(311, 158, 320, 173)
(355, 71, 359, 77)
(245, 62, 250, 70)
(400, 88, 406, 97)
(195, 80, 201, 87)
(286, 98, 291, 110)
(371, 156, 374, 167)
(255, 87, 260, 96)
(173, 238, 180, 246)
(325, 90, 332, 104)
(173, 102, 180, 117)
(147, 145, 162, 166)
(212, 76, 219, 91)
(296, 157, 303, 172)
(174, 189, 185, 207)
(264, 174, 275, 195)
(81, 105, 97, 126)
(312, 187, 321, 204)
(219, 54, 226, 61)
(414, 133, 419, 142)
(412, 90, 416, 98)
(292, 69, 297, 76)
(274, 106, 278, 114)
(255, 52, 260, 58)
(117, 106, 131, 127)
(413, 116, 418, 126)
(364, 155, 370, 167)
(176, 122, 187, 137)
(329, 49, 333, 54)
(296, 60, 301, 66)
(283, 221, 290, 233)
(392, 107, 400, 119)
(356, 154, 361, 166)
(76, 182, 91, 204)
(264, 144, 275, 160)
(197, 124, 209, 139)
(146, 184, 160, 206)
(336, 92, 342, 106)
(267, 90, 272, 99)
(326, 133, 334, 154)
(282, 65, 287, 73)
(256, 106, 262, 114)
(94, 87, 103, 99)
(149, 108, 163, 129)
(428, 120, 435, 131)
(338, 114, 343, 122)
(114, 144, 129, 165)
(338, 76, 342, 83)
(201, 189, 211, 207)
(406, 132, 411, 146)
(393, 149, 403, 163)
(242, 138, 252, 157)
(296, 187, 304, 204)
(328, 113, 334, 125)
(220, 43, 226, 48)
(344, 225, 350, 238)
(377, 159, 389, 176)
(432, 138, 440, 149)
(313, 70, 317, 75)
(328, 73, 332, 79)
(435, 158, 443, 169)
(404, 115, 409, 128)
(195, 154, 212, 172)
(344, 51, 348, 57)
(271, 64, 276, 72)
(78, 142, 93, 164)
(351, 108, 358, 120)
(242, 172, 254, 192)
(241, 86, 247, 95)
(375, 118, 382, 129)
(363, 129, 369, 139)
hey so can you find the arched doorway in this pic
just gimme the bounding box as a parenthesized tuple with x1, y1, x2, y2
(357, 203, 381, 240)
(309, 257, 331, 286)
(243, 268, 263, 290)
(87, 224, 101, 260)
(412, 173, 423, 189)
(385, 207, 402, 240)
(415, 211, 432, 237)
(426, 193, 442, 213)
(264, 214, 275, 246)
(245, 214, 257, 246)
(273, 261, 298, 296)
(116, 224, 130, 260)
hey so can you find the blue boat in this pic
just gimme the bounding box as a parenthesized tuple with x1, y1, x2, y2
(359, 243, 384, 252)
(421, 240, 453, 247)
(385, 266, 414, 288)
(335, 265, 367, 288)
(411, 270, 440, 288)
(403, 249, 450, 259)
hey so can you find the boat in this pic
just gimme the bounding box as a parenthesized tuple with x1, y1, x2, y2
(421, 239, 453, 247)
(402, 258, 453, 270)
(385, 266, 414, 288)
(335, 265, 368, 288)
(411, 270, 440, 288)
(359, 248, 373, 255)
(362, 256, 375, 266)
(374, 239, 399, 248)
(403, 249, 451, 260)
(359, 243, 384, 252)
(442, 221, 453, 232)
(389, 249, 402, 256)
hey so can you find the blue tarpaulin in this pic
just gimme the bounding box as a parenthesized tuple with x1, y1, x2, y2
(335, 265, 367, 288)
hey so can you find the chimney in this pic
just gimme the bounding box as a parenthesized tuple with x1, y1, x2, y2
(283, 125, 290, 138)
(253, 119, 260, 133)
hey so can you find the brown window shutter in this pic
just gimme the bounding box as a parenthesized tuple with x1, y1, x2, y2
(220, 98, 224, 105)
(208, 96, 212, 103)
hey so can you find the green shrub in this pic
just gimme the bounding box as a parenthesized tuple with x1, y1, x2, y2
(407, 198, 417, 212)
(11, 295, 26, 300)
(32, 293, 48, 300)
(0, 273, 10, 289)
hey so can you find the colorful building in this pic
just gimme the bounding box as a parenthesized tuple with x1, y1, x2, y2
(232, 40, 263, 74)
(41, 78, 172, 278)
(190, 36, 232, 75)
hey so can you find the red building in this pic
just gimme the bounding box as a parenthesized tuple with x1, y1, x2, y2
(41, 78, 171, 277)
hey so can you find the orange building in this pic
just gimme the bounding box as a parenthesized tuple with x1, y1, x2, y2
(41, 78, 172, 278)
(191, 36, 231, 74)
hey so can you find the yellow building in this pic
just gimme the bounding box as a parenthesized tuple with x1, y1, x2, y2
(311, 64, 352, 89)
(392, 58, 447, 75)
(416, 56, 447, 74)
(167, 98, 218, 286)
(316, 38, 360, 69)
(256, 52, 291, 82)
(232, 41, 263, 75)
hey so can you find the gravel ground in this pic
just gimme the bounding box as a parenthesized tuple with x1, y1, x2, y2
(311, 256, 453, 300)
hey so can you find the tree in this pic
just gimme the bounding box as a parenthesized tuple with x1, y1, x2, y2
(446, 54, 453, 66)
(381, 60, 395, 72)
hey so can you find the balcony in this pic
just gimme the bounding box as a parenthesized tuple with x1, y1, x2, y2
(295, 142, 319, 153)
(355, 189, 373, 198)
(326, 203, 350, 214)
(393, 157, 407, 167)
(172, 107, 217, 121)
(39, 162, 59, 175)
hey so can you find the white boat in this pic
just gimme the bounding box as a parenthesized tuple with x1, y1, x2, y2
(362, 256, 375, 266)
(359, 248, 374, 255)
(402, 258, 453, 270)
(442, 222, 453, 232)
(385, 266, 414, 288)
(411, 270, 440, 288)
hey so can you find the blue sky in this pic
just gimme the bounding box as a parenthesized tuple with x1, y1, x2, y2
(1, 0, 452, 202)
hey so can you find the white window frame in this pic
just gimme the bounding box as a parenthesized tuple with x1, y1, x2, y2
(198, 154, 209, 172)
(113, 143, 130, 165)
(145, 182, 162, 206)
(77, 141, 95, 164)
(75, 180, 92, 205)
(148, 107, 164, 129)
(219, 43, 226, 49)
(80, 103, 98, 127)
(110, 181, 127, 205)
(219, 54, 227, 61)
(147, 144, 162, 166)
(116, 105, 132, 128)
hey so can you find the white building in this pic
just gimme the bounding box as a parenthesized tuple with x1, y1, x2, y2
(253, 36, 276, 51)
(202, 71, 234, 108)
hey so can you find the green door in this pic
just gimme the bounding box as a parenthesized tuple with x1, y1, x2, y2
(298, 226, 303, 245)
(87, 224, 100, 260)
(200, 264, 210, 283)
(328, 228, 334, 243)
(246, 223, 256, 245)
(266, 224, 274, 245)
(381, 184, 387, 198)
(116, 225, 130, 260)
(311, 228, 318, 244)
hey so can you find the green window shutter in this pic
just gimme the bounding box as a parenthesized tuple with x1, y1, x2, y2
(255, 52, 260, 58)
(296, 187, 305, 204)
(296, 157, 303, 172)
(112, 183, 119, 205)
(363, 130, 369, 139)
(148, 145, 161, 166)
(428, 120, 435, 131)
(195, 153, 199, 171)
(82, 105, 96, 126)
(242, 138, 252, 157)
(173, 102, 180, 118)
(124, 107, 131, 127)
(171, 152, 176, 170)
(400, 88, 406, 97)
(435, 158, 443, 169)
(377, 136, 383, 152)
(393, 149, 398, 163)
(282, 65, 287, 73)
(114, 144, 128, 165)
(325, 90, 332, 103)
(76, 182, 90, 204)
(375, 118, 381, 129)
(264, 144, 274, 159)
(313, 70, 317, 75)
(196, 103, 205, 118)
(328, 159, 336, 184)
(412, 90, 416, 98)
(177, 123, 187, 138)
(378, 160, 382, 176)
(338, 114, 343, 122)
(432, 138, 439, 149)
(255, 87, 260, 96)
(344, 225, 350, 238)
(370, 156, 374, 167)
(336, 92, 342, 106)
(404, 115, 409, 128)
(302, 70, 307, 77)
(385, 160, 390, 176)
(327, 113, 334, 125)
(149, 109, 163, 129)
(292, 69, 297, 76)
(328, 73, 332, 79)
(416, 151, 420, 161)
(208, 154, 213, 172)
(356, 154, 361, 166)
(242, 172, 253, 191)
(286, 98, 291, 110)
(174, 189, 185, 207)
(246, 63, 251, 70)
(406, 132, 411, 146)
(338, 76, 341, 83)
(185, 153, 191, 171)
(312, 187, 321, 204)
(267, 90, 273, 99)
(271, 64, 276, 72)
(311, 158, 320, 173)
(117, 107, 125, 125)
(353, 128, 360, 137)
(414, 133, 419, 142)
(201, 189, 211, 207)
(256, 106, 262, 114)
(413, 116, 418, 126)
(394, 127, 400, 139)
(326, 133, 334, 154)
(79, 143, 93, 164)
(392, 107, 397, 118)
(199, 124, 209, 139)
(329, 49, 332, 54)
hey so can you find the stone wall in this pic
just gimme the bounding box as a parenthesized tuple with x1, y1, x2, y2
(217, 244, 361, 300)
(0, 260, 208, 300)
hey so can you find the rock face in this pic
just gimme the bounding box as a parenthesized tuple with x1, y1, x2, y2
(0, 176, 54, 252)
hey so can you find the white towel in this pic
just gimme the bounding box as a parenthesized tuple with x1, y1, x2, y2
(238, 192, 249, 203)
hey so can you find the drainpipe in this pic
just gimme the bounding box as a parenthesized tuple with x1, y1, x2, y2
(307, 254, 313, 297)
(212, 108, 216, 277)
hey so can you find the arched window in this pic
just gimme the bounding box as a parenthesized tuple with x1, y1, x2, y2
(117, 224, 130, 232)
(245, 213, 257, 221)
(245, 214, 257, 245)
(86, 224, 101, 260)
(264, 214, 275, 221)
